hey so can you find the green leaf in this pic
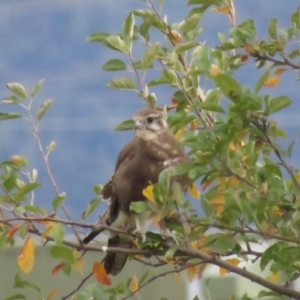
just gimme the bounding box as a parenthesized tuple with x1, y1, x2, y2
(258, 290, 281, 298)
(141, 42, 160, 69)
(268, 18, 278, 39)
(105, 35, 130, 54)
(50, 245, 74, 263)
(92, 184, 103, 195)
(52, 193, 66, 211)
(0, 112, 22, 121)
(102, 59, 126, 71)
(291, 7, 300, 30)
(107, 77, 136, 90)
(5, 293, 26, 300)
(175, 41, 199, 54)
(193, 101, 224, 113)
(196, 45, 210, 73)
(214, 74, 242, 99)
(14, 273, 41, 292)
(2, 95, 20, 104)
(31, 79, 45, 98)
(21, 205, 47, 215)
(81, 198, 101, 219)
(123, 13, 135, 41)
(86, 31, 109, 42)
(130, 201, 148, 213)
(36, 99, 53, 120)
(52, 223, 65, 245)
(255, 69, 270, 93)
(267, 96, 291, 114)
(113, 119, 135, 131)
(148, 77, 171, 86)
(6, 83, 27, 99)
(15, 182, 42, 199)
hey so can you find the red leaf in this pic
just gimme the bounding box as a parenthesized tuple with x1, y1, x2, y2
(51, 263, 65, 275)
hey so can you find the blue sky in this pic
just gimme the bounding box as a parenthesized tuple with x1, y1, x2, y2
(0, 0, 299, 220)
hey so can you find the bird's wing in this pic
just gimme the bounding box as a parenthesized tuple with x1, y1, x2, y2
(101, 140, 135, 200)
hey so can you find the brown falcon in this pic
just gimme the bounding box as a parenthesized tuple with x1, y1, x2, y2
(83, 108, 189, 275)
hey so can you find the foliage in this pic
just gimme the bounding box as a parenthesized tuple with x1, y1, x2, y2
(1, 0, 300, 299)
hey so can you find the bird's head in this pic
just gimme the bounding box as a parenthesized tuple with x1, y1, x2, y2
(133, 108, 168, 140)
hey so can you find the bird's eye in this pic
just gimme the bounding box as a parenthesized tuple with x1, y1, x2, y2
(146, 117, 154, 123)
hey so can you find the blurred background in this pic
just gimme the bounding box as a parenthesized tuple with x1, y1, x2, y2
(0, 0, 299, 221)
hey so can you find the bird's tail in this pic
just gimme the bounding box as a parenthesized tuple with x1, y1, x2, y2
(104, 235, 132, 276)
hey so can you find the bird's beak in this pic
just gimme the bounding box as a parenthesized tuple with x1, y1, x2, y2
(135, 120, 144, 129)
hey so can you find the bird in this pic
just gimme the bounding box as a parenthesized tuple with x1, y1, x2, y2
(83, 107, 190, 276)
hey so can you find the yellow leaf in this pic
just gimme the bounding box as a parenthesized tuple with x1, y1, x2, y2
(190, 119, 198, 130)
(18, 236, 35, 273)
(198, 263, 207, 278)
(130, 275, 139, 294)
(187, 265, 197, 282)
(169, 30, 182, 45)
(274, 68, 287, 75)
(175, 127, 185, 140)
(93, 261, 111, 286)
(264, 75, 280, 87)
(267, 271, 279, 282)
(295, 172, 300, 182)
(41, 223, 54, 241)
(188, 183, 200, 198)
(174, 272, 180, 284)
(72, 250, 85, 271)
(212, 6, 230, 14)
(227, 177, 239, 187)
(142, 185, 155, 203)
(219, 258, 240, 276)
(226, 258, 240, 266)
(210, 64, 220, 76)
(210, 194, 225, 214)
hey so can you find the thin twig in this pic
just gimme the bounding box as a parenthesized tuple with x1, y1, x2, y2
(62, 272, 93, 300)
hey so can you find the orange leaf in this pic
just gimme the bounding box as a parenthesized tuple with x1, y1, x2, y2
(187, 265, 197, 283)
(17, 236, 35, 273)
(241, 54, 248, 62)
(188, 183, 200, 198)
(219, 266, 227, 276)
(93, 262, 111, 286)
(7, 224, 20, 240)
(130, 275, 139, 294)
(51, 263, 66, 275)
(142, 185, 155, 203)
(47, 289, 59, 300)
(244, 44, 253, 53)
(264, 75, 280, 87)
(201, 178, 216, 191)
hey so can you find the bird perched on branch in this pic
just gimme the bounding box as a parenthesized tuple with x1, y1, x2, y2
(83, 108, 190, 276)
